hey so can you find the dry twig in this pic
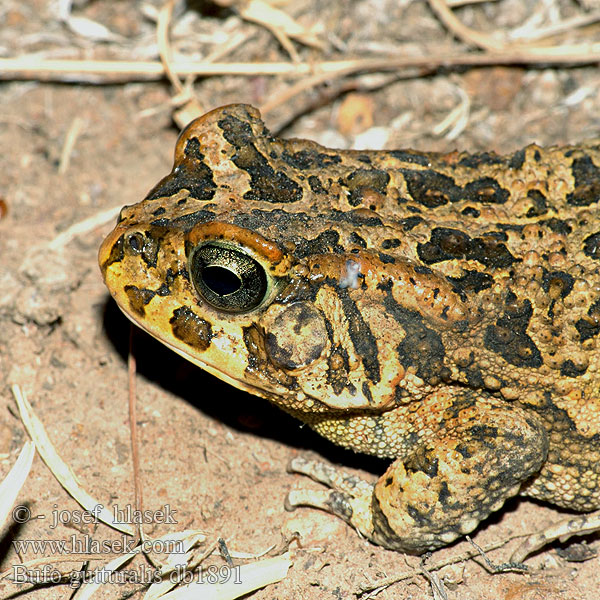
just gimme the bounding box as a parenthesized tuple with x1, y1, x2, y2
(2, 46, 600, 86)
(429, 0, 600, 55)
(358, 535, 530, 595)
(428, 0, 507, 51)
(58, 116, 86, 175)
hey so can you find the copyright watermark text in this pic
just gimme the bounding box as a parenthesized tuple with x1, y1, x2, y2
(11, 503, 177, 528)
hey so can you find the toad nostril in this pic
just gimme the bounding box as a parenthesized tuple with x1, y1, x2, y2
(127, 232, 144, 252)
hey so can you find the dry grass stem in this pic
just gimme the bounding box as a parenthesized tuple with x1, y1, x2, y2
(12, 385, 135, 536)
(157, 0, 184, 95)
(240, 0, 324, 52)
(159, 553, 292, 600)
(2, 46, 600, 86)
(429, 0, 600, 56)
(358, 535, 532, 594)
(45, 204, 123, 251)
(447, 0, 499, 5)
(428, 0, 507, 51)
(509, 9, 600, 42)
(510, 511, 600, 563)
(0, 442, 35, 532)
(240, 0, 301, 62)
(58, 116, 86, 175)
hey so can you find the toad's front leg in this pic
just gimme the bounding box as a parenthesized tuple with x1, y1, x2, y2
(286, 393, 548, 553)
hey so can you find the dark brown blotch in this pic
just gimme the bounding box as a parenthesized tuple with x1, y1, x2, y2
(169, 306, 213, 351)
(380, 289, 448, 385)
(457, 151, 504, 169)
(508, 148, 526, 170)
(399, 215, 425, 231)
(124, 285, 156, 317)
(567, 155, 600, 206)
(382, 238, 401, 249)
(281, 149, 342, 170)
(583, 232, 600, 260)
(327, 345, 352, 395)
(101, 234, 125, 270)
(341, 169, 390, 207)
(542, 270, 574, 300)
(146, 137, 217, 201)
(417, 227, 468, 263)
(468, 236, 517, 268)
(560, 360, 588, 377)
(575, 298, 600, 342)
(418, 228, 516, 268)
(525, 189, 548, 217)
(308, 175, 326, 194)
(389, 150, 430, 166)
(338, 289, 381, 384)
(234, 143, 303, 203)
(446, 270, 493, 294)
(463, 177, 509, 204)
(218, 114, 302, 203)
(540, 218, 572, 235)
(461, 206, 480, 218)
(349, 231, 367, 248)
(484, 296, 542, 368)
(400, 169, 461, 208)
(294, 230, 344, 259)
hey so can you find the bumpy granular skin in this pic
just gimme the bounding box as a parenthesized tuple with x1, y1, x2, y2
(100, 104, 600, 553)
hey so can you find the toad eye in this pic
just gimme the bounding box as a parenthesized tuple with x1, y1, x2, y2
(189, 243, 268, 312)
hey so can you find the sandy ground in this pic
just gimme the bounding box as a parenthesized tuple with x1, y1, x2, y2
(1, 0, 600, 598)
